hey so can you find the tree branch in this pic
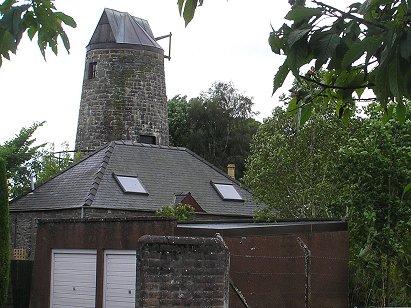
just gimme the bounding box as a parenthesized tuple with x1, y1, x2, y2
(298, 75, 374, 90)
(313, 0, 387, 31)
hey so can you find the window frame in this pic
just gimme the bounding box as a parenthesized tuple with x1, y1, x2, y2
(88, 61, 97, 79)
(113, 173, 149, 195)
(211, 181, 244, 202)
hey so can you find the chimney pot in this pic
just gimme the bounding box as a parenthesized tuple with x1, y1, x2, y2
(227, 164, 235, 179)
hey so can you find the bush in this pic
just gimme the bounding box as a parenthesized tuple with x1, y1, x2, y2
(155, 203, 195, 220)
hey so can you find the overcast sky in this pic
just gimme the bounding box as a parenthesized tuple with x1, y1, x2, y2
(0, 0, 351, 150)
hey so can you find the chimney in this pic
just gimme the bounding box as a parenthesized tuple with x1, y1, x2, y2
(227, 164, 235, 179)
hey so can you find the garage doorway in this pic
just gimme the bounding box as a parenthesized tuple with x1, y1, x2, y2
(103, 250, 137, 308)
(50, 249, 97, 308)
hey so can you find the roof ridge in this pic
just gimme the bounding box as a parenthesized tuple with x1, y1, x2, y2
(83, 141, 116, 206)
(113, 140, 187, 151)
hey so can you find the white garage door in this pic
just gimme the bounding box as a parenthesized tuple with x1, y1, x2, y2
(104, 250, 137, 308)
(50, 249, 97, 308)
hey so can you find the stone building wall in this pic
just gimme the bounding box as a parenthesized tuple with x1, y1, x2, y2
(137, 235, 230, 308)
(10, 208, 154, 260)
(10, 209, 81, 260)
(75, 48, 169, 151)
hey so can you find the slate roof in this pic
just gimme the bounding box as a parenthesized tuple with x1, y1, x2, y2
(87, 8, 163, 52)
(10, 141, 259, 217)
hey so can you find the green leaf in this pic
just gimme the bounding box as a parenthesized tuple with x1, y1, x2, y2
(314, 33, 340, 69)
(54, 12, 76, 28)
(396, 101, 406, 124)
(285, 6, 322, 22)
(273, 62, 290, 94)
(0, 0, 17, 11)
(399, 32, 411, 60)
(268, 32, 283, 54)
(287, 28, 310, 48)
(299, 104, 312, 126)
(341, 39, 368, 68)
(403, 182, 411, 194)
(374, 67, 390, 105)
(60, 31, 70, 52)
(286, 97, 298, 116)
(183, 0, 198, 26)
(177, 0, 184, 15)
(287, 40, 312, 75)
(27, 27, 37, 40)
(0, 31, 15, 57)
(341, 107, 351, 126)
(388, 54, 400, 100)
(382, 105, 394, 123)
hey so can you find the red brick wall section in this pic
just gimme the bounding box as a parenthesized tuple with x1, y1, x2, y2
(137, 235, 229, 308)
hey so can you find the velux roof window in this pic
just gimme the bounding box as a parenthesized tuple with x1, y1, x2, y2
(113, 174, 148, 195)
(211, 181, 243, 201)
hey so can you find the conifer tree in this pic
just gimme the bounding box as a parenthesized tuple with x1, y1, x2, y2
(0, 158, 10, 307)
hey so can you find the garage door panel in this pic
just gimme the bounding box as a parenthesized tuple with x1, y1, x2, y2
(53, 285, 96, 294)
(104, 250, 136, 308)
(107, 258, 136, 272)
(54, 261, 96, 271)
(106, 275, 135, 284)
(51, 250, 97, 308)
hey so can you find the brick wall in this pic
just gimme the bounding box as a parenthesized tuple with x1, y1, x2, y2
(75, 48, 169, 151)
(137, 235, 229, 308)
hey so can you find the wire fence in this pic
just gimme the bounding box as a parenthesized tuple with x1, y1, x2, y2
(227, 239, 349, 308)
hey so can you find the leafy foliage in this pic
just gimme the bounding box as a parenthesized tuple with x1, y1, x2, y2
(244, 104, 358, 218)
(338, 103, 411, 306)
(0, 122, 73, 199)
(0, 0, 76, 67)
(155, 203, 195, 220)
(178, 0, 411, 124)
(168, 82, 260, 179)
(270, 0, 411, 124)
(244, 101, 411, 306)
(0, 158, 10, 307)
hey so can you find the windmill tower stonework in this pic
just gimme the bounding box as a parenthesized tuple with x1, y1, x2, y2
(75, 8, 169, 151)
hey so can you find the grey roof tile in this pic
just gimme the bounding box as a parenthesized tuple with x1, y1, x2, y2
(10, 142, 261, 216)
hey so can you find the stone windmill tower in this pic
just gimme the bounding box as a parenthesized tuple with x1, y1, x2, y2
(75, 8, 169, 151)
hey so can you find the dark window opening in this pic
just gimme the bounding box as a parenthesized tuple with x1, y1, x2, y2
(88, 62, 97, 79)
(139, 135, 156, 145)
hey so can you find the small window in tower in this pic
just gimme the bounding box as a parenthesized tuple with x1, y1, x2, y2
(211, 181, 244, 201)
(88, 62, 97, 79)
(139, 135, 156, 145)
(113, 174, 148, 195)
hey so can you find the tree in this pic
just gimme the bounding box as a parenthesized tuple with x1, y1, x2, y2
(337, 102, 411, 306)
(0, 122, 73, 199)
(168, 95, 192, 146)
(244, 101, 411, 305)
(177, 0, 411, 123)
(0, 0, 76, 67)
(168, 82, 260, 179)
(0, 157, 10, 307)
(244, 105, 358, 218)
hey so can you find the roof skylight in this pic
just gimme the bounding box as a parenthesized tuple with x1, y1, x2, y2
(114, 174, 148, 194)
(211, 182, 243, 201)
